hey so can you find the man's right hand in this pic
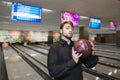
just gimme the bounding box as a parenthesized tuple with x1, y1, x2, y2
(72, 47, 82, 64)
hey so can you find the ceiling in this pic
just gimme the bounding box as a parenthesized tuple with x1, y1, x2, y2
(0, 0, 120, 32)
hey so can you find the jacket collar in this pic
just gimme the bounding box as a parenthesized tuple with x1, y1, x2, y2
(60, 38, 74, 46)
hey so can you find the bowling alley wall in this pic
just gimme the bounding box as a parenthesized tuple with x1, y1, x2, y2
(0, 27, 119, 45)
(0, 29, 78, 43)
(0, 30, 48, 43)
(79, 27, 118, 43)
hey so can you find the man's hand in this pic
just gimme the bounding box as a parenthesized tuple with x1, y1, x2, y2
(72, 47, 82, 64)
(89, 40, 95, 55)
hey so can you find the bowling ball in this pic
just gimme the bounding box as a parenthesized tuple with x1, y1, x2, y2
(74, 39, 92, 58)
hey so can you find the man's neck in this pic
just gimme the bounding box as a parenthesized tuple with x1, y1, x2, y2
(61, 36, 71, 45)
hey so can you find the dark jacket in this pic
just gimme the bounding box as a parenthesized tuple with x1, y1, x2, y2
(47, 39, 98, 80)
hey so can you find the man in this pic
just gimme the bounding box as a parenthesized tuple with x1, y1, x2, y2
(47, 21, 98, 80)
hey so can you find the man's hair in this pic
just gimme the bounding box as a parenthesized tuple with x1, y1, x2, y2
(60, 21, 74, 29)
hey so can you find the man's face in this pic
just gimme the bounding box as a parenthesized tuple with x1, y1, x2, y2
(60, 23, 74, 39)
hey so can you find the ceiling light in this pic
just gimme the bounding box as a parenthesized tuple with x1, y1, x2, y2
(80, 16, 89, 19)
(2, 1, 12, 6)
(43, 8, 53, 12)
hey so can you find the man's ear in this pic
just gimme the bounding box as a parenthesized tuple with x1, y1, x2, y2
(60, 29, 62, 34)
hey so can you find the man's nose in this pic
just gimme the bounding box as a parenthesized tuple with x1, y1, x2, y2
(69, 28, 73, 31)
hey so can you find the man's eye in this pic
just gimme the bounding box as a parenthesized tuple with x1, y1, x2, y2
(66, 26, 71, 27)
(66, 27, 70, 29)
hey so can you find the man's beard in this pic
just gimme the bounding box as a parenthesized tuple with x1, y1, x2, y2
(63, 34, 72, 40)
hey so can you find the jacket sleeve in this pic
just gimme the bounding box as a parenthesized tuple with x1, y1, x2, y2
(81, 55, 98, 68)
(47, 45, 76, 78)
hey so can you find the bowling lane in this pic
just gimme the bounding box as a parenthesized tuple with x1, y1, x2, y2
(94, 63, 120, 78)
(96, 52, 120, 68)
(15, 45, 49, 75)
(95, 45, 120, 79)
(99, 57, 120, 68)
(26, 45, 48, 53)
(95, 44, 120, 54)
(32, 44, 49, 50)
(83, 72, 102, 80)
(27, 45, 48, 55)
(3, 46, 44, 80)
(96, 52, 120, 79)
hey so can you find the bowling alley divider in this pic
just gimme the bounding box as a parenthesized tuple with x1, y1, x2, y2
(79, 27, 89, 40)
(48, 31, 53, 46)
(116, 30, 120, 47)
(2, 42, 9, 48)
(0, 43, 9, 80)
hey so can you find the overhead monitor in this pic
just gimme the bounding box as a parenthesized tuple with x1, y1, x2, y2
(61, 11, 80, 27)
(11, 2, 42, 23)
(109, 21, 117, 30)
(89, 17, 101, 29)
